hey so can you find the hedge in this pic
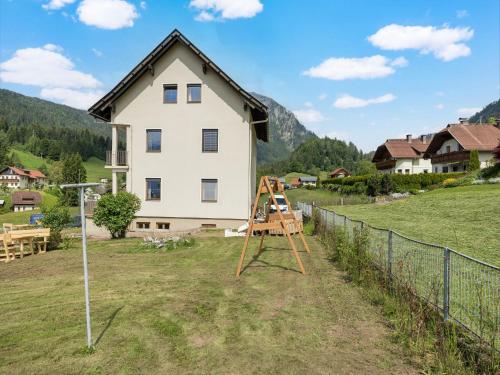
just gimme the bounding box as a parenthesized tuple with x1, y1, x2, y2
(321, 172, 466, 195)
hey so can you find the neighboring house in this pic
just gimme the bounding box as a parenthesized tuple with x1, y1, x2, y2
(424, 124, 500, 172)
(88, 29, 268, 231)
(494, 140, 500, 162)
(299, 176, 318, 187)
(278, 177, 286, 184)
(11, 191, 42, 212)
(290, 178, 300, 188)
(329, 168, 350, 178)
(0, 167, 47, 189)
(372, 135, 432, 174)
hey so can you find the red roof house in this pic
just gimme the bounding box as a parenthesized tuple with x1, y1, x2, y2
(329, 168, 350, 178)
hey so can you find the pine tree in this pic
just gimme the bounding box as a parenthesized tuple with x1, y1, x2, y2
(468, 149, 480, 171)
(61, 153, 87, 206)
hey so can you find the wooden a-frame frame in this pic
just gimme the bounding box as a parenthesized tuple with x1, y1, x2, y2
(236, 176, 311, 277)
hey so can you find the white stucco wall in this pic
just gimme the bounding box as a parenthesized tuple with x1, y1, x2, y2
(380, 158, 432, 174)
(111, 42, 256, 221)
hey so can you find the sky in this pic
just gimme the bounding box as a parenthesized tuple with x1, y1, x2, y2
(0, 0, 499, 152)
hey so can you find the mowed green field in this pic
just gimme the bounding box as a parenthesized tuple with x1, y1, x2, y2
(9, 149, 110, 183)
(0, 235, 417, 375)
(326, 184, 500, 266)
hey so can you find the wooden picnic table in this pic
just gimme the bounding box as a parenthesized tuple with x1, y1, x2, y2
(1, 228, 51, 262)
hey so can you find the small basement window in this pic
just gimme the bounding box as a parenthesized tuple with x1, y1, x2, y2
(157, 222, 170, 230)
(137, 222, 150, 229)
(201, 223, 216, 229)
(163, 84, 177, 103)
(187, 84, 201, 103)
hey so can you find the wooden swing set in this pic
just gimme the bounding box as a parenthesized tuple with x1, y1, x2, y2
(235, 176, 311, 277)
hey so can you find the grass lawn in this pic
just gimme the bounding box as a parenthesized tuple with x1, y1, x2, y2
(327, 184, 500, 266)
(0, 234, 417, 374)
(9, 149, 48, 169)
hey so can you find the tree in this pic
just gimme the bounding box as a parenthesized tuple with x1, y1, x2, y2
(93, 192, 141, 238)
(468, 149, 480, 171)
(487, 116, 497, 125)
(0, 131, 9, 168)
(49, 161, 64, 185)
(61, 153, 87, 206)
(41, 204, 71, 250)
(354, 160, 377, 176)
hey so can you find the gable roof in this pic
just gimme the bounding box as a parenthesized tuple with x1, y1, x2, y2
(372, 138, 429, 162)
(425, 124, 500, 155)
(330, 167, 350, 177)
(11, 191, 42, 206)
(0, 167, 46, 179)
(88, 29, 268, 142)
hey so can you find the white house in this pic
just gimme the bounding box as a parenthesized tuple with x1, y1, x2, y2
(372, 135, 432, 174)
(424, 123, 500, 172)
(299, 176, 318, 187)
(88, 29, 268, 231)
(0, 167, 47, 189)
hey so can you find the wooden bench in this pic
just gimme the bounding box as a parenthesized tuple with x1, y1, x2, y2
(1, 228, 51, 263)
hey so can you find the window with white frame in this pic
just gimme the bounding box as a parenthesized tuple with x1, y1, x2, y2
(146, 178, 161, 200)
(201, 179, 217, 202)
(202, 129, 218, 152)
(187, 84, 201, 103)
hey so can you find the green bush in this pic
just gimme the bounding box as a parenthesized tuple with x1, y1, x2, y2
(40, 204, 71, 250)
(468, 149, 480, 171)
(93, 192, 141, 238)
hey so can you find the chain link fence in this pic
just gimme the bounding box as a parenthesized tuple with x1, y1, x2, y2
(297, 201, 499, 348)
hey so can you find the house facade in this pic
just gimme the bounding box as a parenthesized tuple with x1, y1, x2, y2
(0, 167, 47, 189)
(372, 135, 432, 174)
(425, 124, 500, 172)
(11, 191, 42, 212)
(299, 176, 317, 187)
(88, 29, 268, 231)
(329, 168, 350, 178)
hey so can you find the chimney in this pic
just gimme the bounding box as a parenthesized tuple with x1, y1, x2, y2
(419, 135, 426, 144)
(458, 117, 469, 125)
(406, 134, 412, 143)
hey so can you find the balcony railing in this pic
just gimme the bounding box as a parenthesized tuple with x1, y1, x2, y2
(431, 150, 469, 164)
(375, 159, 396, 170)
(105, 150, 128, 167)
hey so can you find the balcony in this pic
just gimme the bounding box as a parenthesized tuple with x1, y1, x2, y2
(105, 150, 128, 168)
(431, 150, 469, 164)
(375, 159, 396, 170)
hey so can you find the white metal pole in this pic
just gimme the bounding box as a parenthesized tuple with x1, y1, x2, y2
(80, 186, 93, 348)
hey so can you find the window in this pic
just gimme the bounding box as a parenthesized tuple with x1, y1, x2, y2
(146, 178, 161, 200)
(446, 145, 451, 153)
(201, 179, 217, 202)
(423, 169, 428, 173)
(405, 169, 410, 174)
(202, 129, 218, 152)
(201, 223, 217, 228)
(157, 222, 170, 230)
(137, 222, 150, 229)
(442, 166, 449, 173)
(146, 129, 161, 152)
(187, 84, 201, 103)
(397, 169, 402, 174)
(163, 84, 177, 103)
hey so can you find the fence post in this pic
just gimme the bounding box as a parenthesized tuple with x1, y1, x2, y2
(387, 230, 393, 277)
(443, 247, 450, 321)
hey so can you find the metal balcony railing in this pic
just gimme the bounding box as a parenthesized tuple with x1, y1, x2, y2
(105, 150, 128, 166)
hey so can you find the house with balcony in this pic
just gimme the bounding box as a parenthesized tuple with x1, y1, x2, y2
(372, 135, 432, 174)
(424, 123, 500, 172)
(0, 167, 47, 189)
(88, 29, 268, 231)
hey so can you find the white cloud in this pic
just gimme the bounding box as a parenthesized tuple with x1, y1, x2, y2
(435, 103, 445, 110)
(0, 44, 101, 89)
(190, 0, 263, 21)
(333, 93, 396, 109)
(92, 48, 103, 57)
(457, 107, 481, 117)
(41, 88, 104, 109)
(318, 93, 327, 101)
(456, 10, 468, 19)
(0, 44, 103, 109)
(304, 101, 313, 108)
(368, 24, 473, 61)
(293, 108, 325, 124)
(77, 0, 138, 30)
(42, 0, 76, 10)
(390, 56, 408, 67)
(140, 1, 147, 10)
(303, 55, 405, 80)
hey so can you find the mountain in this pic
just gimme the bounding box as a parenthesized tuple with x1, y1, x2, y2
(469, 99, 500, 123)
(0, 89, 110, 137)
(253, 93, 317, 164)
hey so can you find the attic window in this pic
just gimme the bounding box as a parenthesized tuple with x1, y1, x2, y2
(187, 84, 201, 103)
(163, 85, 177, 103)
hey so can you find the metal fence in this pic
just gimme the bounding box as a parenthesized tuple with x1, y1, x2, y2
(297, 201, 499, 348)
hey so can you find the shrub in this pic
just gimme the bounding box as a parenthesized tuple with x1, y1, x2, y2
(93, 192, 141, 238)
(41, 204, 71, 250)
(468, 149, 480, 171)
(442, 178, 458, 188)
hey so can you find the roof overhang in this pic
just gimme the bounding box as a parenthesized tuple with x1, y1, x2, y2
(88, 29, 268, 142)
